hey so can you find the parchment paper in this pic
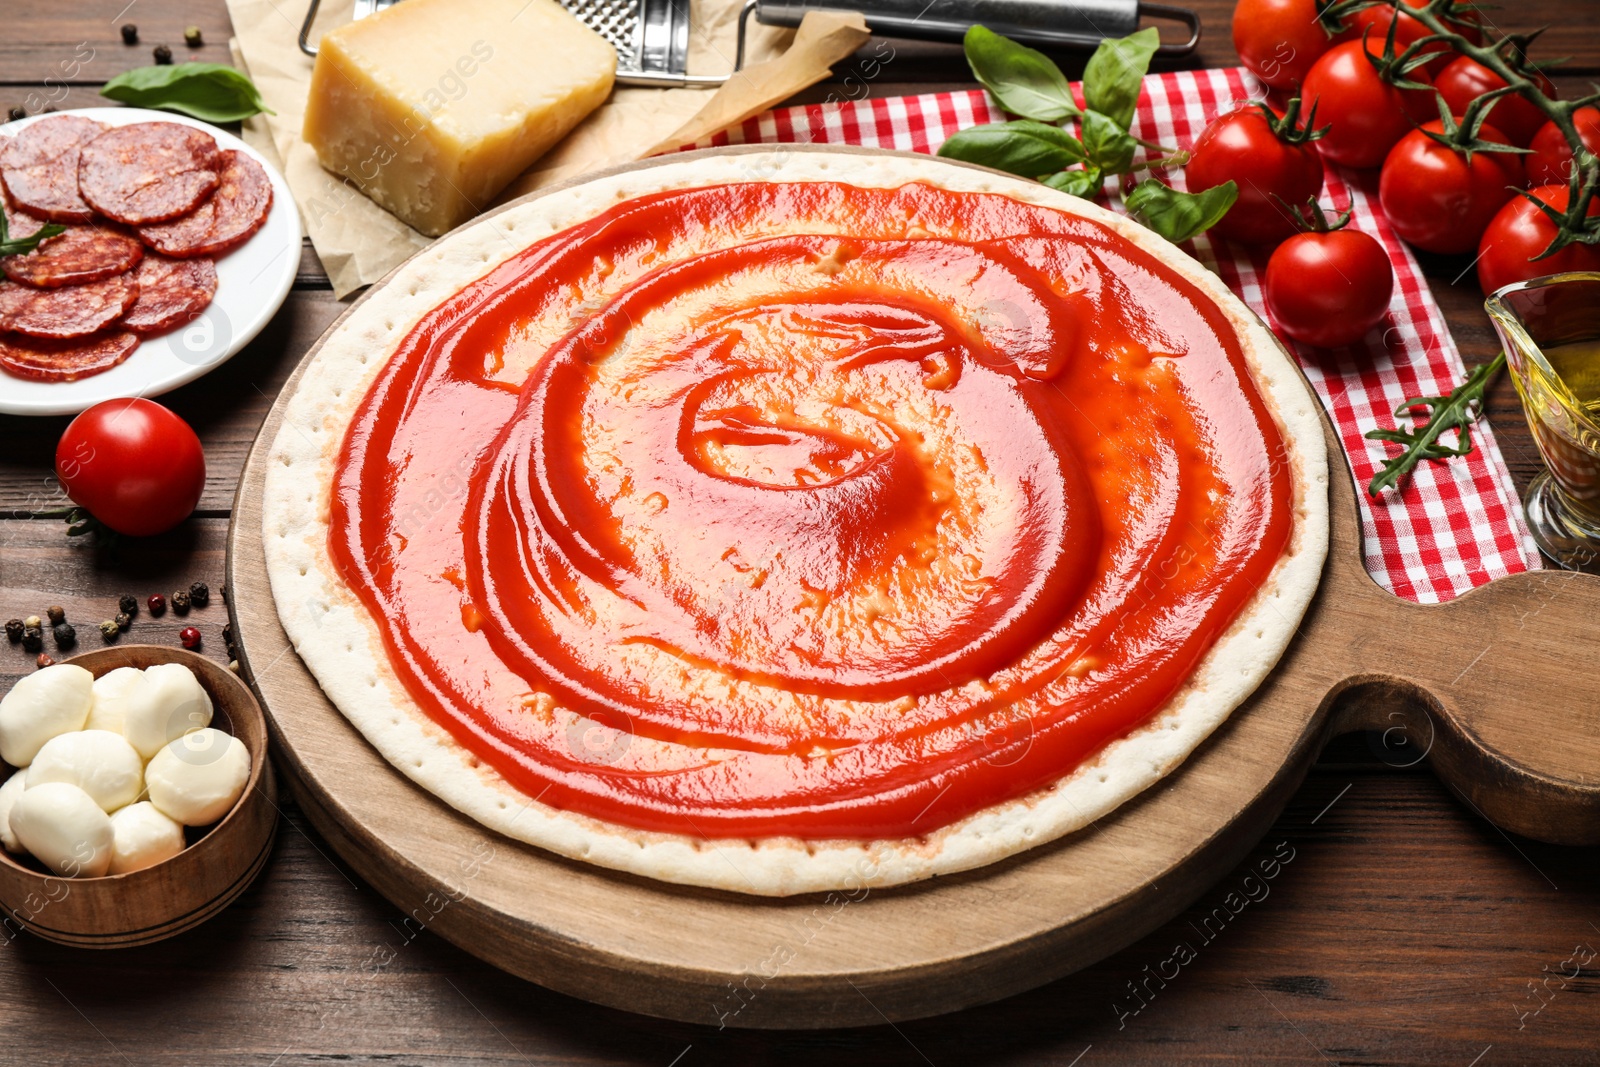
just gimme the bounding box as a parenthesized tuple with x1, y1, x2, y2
(225, 0, 868, 296)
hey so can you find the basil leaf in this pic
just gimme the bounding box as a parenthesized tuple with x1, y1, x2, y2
(963, 25, 1081, 123)
(1082, 27, 1161, 130)
(100, 63, 274, 123)
(1125, 179, 1238, 244)
(0, 210, 65, 257)
(1080, 110, 1137, 174)
(1041, 166, 1103, 199)
(938, 120, 1087, 179)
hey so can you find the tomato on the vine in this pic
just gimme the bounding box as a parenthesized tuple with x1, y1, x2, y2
(1185, 101, 1326, 245)
(1339, 0, 1479, 77)
(1378, 119, 1524, 254)
(1301, 40, 1434, 169)
(55, 398, 205, 537)
(1434, 56, 1557, 147)
(1232, 0, 1335, 90)
(1527, 107, 1600, 186)
(1477, 185, 1600, 295)
(1265, 208, 1394, 348)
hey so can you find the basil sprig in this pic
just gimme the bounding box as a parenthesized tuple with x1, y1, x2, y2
(100, 63, 273, 124)
(939, 25, 1234, 244)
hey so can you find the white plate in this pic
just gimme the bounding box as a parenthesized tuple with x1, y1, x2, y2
(0, 107, 300, 417)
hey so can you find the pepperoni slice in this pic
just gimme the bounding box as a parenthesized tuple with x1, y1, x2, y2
(0, 330, 139, 382)
(122, 254, 217, 335)
(77, 123, 221, 225)
(0, 272, 139, 339)
(138, 150, 272, 258)
(2, 214, 144, 288)
(0, 115, 107, 222)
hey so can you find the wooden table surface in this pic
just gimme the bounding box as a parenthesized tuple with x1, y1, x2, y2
(3, 1, 1598, 1063)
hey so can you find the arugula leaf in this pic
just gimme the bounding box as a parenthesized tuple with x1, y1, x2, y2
(962, 26, 1081, 123)
(1082, 27, 1161, 130)
(1364, 353, 1506, 496)
(1080, 110, 1137, 173)
(1125, 179, 1238, 243)
(1042, 167, 1104, 199)
(0, 208, 65, 257)
(100, 63, 274, 123)
(938, 120, 1087, 179)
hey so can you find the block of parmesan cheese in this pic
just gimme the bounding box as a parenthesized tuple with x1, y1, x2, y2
(302, 0, 616, 236)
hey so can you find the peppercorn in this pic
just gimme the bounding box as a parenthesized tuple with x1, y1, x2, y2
(189, 582, 210, 608)
(220, 584, 229, 606)
(46, 605, 66, 626)
(228, 660, 240, 674)
(99, 620, 120, 642)
(23, 615, 41, 630)
(148, 593, 167, 616)
(184, 26, 203, 47)
(4, 619, 21, 643)
(119, 593, 138, 617)
(153, 44, 172, 64)
(5, 107, 23, 123)
(115, 612, 131, 631)
(179, 627, 202, 651)
(52, 623, 76, 650)
(21, 626, 43, 652)
(172, 590, 191, 615)
(121, 23, 139, 44)
(35, 653, 54, 669)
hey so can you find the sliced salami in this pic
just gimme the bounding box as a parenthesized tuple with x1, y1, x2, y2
(138, 150, 272, 258)
(2, 218, 144, 288)
(0, 272, 139, 339)
(0, 330, 139, 382)
(77, 123, 221, 226)
(122, 254, 217, 335)
(0, 114, 107, 222)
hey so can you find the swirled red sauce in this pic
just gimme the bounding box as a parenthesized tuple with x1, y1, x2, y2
(330, 182, 1292, 840)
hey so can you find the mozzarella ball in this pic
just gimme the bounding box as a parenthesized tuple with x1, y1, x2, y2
(28, 730, 145, 813)
(108, 802, 185, 874)
(9, 781, 113, 877)
(0, 768, 28, 854)
(124, 663, 213, 760)
(146, 729, 249, 826)
(85, 666, 146, 735)
(0, 664, 93, 767)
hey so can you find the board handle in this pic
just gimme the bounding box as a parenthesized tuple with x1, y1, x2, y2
(1324, 568, 1600, 846)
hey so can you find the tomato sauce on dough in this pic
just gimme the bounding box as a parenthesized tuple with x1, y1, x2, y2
(330, 182, 1292, 839)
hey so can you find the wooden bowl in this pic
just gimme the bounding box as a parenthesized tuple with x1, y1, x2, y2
(0, 646, 277, 947)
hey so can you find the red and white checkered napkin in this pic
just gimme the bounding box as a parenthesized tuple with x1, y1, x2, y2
(684, 67, 1541, 602)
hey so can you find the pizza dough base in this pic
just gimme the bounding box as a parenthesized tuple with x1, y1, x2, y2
(263, 149, 1330, 897)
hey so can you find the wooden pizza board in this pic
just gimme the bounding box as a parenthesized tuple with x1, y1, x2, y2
(225, 146, 1600, 1029)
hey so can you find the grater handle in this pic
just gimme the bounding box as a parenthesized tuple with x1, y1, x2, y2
(752, 0, 1199, 54)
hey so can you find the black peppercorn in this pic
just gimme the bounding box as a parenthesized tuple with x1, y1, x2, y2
(5, 107, 23, 123)
(172, 590, 191, 615)
(4, 618, 21, 643)
(183, 25, 203, 47)
(52, 623, 76, 650)
(148, 593, 167, 616)
(46, 605, 66, 626)
(119, 593, 138, 616)
(189, 582, 210, 608)
(121, 23, 138, 44)
(99, 620, 120, 642)
(153, 44, 172, 64)
(115, 612, 132, 631)
(21, 626, 43, 652)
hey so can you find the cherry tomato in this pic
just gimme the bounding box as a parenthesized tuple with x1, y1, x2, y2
(1233, 0, 1334, 90)
(1477, 185, 1600, 295)
(1301, 41, 1435, 169)
(1527, 106, 1600, 186)
(1265, 227, 1395, 347)
(55, 398, 205, 537)
(1378, 119, 1524, 254)
(1339, 0, 1480, 77)
(1434, 56, 1557, 147)
(1185, 104, 1326, 245)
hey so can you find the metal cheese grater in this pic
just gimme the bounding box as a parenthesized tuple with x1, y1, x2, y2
(300, 0, 1199, 86)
